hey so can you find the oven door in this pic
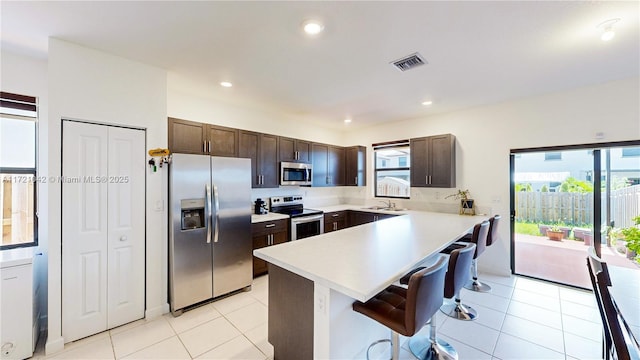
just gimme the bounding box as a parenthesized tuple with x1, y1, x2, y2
(291, 214, 324, 240)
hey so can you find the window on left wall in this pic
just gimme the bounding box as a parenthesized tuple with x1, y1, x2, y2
(1, 92, 38, 249)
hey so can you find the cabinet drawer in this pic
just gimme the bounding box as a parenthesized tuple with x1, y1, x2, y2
(324, 211, 346, 223)
(252, 219, 288, 236)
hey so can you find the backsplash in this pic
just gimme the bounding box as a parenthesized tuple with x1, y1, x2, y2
(251, 186, 493, 215)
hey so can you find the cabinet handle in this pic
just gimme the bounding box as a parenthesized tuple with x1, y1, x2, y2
(203, 141, 206, 152)
(3, 276, 18, 280)
(425, 175, 428, 185)
(208, 141, 211, 153)
(269, 234, 273, 245)
(332, 214, 339, 218)
(265, 223, 276, 228)
(429, 175, 432, 184)
(354, 176, 358, 185)
(334, 222, 337, 231)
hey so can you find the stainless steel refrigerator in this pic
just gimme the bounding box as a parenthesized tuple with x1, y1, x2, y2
(169, 154, 252, 314)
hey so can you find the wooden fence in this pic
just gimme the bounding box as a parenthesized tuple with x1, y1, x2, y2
(515, 185, 640, 227)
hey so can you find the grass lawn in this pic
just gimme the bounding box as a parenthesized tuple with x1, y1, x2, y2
(515, 222, 542, 236)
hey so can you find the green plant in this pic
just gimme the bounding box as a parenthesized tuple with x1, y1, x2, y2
(558, 177, 593, 193)
(633, 215, 640, 226)
(540, 185, 549, 192)
(621, 227, 640, 254)
(515, 183, 532, 192)
(515, 222, 541, 236)
(446, 189, 471, 200)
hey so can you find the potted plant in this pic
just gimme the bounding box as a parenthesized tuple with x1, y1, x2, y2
(446, 189, 475, 215)
(547, 224, 565, 241)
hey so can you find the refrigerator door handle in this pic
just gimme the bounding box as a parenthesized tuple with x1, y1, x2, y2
(206, 184, 212, 244)
(213, 184, 220, 243)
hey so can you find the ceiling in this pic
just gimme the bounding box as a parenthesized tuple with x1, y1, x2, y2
(1, 1, 639, 129)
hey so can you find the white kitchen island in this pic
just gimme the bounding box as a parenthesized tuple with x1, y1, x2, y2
(253, 210, 486, 359)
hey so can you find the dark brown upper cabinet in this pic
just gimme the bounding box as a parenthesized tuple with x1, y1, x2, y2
(410, 134, 456, 188)
(278, 137, 311, 163)
(312, 143, 345, 186)
(239, 131, 279, 188)
(345, 146, 366, 186)
(168, 117, 238, 156)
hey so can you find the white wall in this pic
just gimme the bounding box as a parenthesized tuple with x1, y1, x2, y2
(46, 39, 168, 353)
(343, 76, 640, 275)
(0, 50, 49, 335)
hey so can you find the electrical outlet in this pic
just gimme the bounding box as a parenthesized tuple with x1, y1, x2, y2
(492, 196, 501, 204)
(318, 294, 327, 315)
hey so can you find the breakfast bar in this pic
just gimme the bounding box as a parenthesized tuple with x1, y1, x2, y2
(254, 210, 486, 359)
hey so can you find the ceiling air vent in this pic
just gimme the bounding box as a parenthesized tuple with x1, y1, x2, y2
(390, 52, 427, 72)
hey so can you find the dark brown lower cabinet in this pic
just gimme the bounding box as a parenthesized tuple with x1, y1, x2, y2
(252, 219, 288, 277)
(324, 211, 347, 233)
(347, 211, 397, 227)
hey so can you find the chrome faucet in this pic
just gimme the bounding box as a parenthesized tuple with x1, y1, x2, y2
(379, 199, 395, 209)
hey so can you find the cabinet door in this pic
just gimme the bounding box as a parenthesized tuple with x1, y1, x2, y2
(347, 211, 375, 227)
(311, 144, 329, 186)
(252, 234, 269, 277)
(272, 230, 288, 245)
(328, 146, 345, 186)
(410, 137, 429, 187)
(296, 140, 312, 163)
(345, 146, 366, 186)
(260, 134, 279, 188)
(429, 134, 456, 188)
(278, 137, 296, 162)
(168, 117, 206, 154)
(239, 131, 260, 188)
(207, 125, 238, 157)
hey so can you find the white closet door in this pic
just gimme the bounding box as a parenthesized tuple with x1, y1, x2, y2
(62, 121, 145, 342)
(106, 126, 145, 328)
(62, 121, 109, 342)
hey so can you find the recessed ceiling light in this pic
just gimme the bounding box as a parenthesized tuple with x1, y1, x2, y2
(421, 101, 433, 106)
(220, 81, 233, 88)
(344, 119, 352, 124)
(302, 20, 324, 35)
(597, 18, 620, 42)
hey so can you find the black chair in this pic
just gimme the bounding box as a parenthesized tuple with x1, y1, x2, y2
(458, 216, 500, 292)
(353, 257, 449, 360)
(439, 242, 478, 321)
(587, 247, 640, 360)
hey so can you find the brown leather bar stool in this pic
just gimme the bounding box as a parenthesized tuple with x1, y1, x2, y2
(440, 240, 480, 321)
(458, 216, 498, 292)
(353, 257, 448, 360)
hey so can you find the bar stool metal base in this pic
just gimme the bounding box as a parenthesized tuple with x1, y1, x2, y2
(409, 336, 458, 360)
(440, 300, 477, 321)
(464, 279, 492, 293)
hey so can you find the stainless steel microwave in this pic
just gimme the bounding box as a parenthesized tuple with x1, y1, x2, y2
(280, 162, 312, 186)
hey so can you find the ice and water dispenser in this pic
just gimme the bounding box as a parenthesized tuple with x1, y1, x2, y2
(180, 199, 205, 230)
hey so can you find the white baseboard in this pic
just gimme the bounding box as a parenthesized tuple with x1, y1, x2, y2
(45, 336, 64, 355)
(145, 303, 169, 319)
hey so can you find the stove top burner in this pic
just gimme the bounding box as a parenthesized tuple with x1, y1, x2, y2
(269, 195, 323, 218)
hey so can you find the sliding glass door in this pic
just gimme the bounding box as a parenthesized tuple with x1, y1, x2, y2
(511, 143, 640, 288)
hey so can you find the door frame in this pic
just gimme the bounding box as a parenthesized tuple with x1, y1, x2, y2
(509, 140, 640, 279)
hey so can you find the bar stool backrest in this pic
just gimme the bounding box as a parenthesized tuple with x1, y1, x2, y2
(444, 242, 476, 299)
(406, 256, 448, 335)
(471, 221, 489, 259)
(486, 215, 501, 247)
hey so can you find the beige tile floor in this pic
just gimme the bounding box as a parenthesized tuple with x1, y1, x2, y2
(32, 272, 621, 360)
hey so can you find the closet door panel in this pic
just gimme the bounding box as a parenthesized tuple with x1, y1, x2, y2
(106, 127, 145, 329)
(62, 121, 109, 342)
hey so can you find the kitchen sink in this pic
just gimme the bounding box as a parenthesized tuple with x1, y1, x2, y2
(361, 206, 408, 211)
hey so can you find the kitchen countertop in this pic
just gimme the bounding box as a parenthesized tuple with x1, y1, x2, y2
(254, 210, 485, 302)
(251, 212, 289, 223)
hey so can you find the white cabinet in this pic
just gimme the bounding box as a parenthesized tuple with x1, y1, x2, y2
(1, 250, 34, 360)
